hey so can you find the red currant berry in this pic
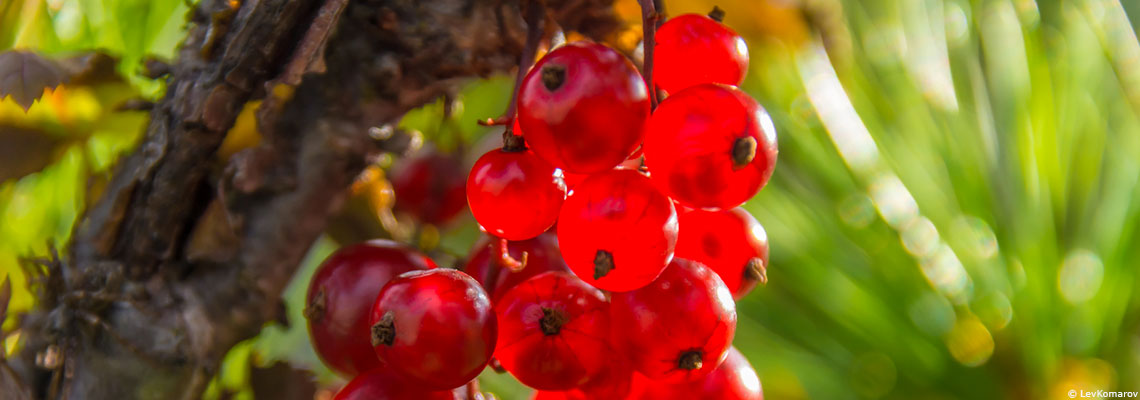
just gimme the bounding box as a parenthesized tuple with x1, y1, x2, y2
(574, 349, 636, 398)
(654, 13, 749, 94)
(467, 149, 566, 240)
(563, 156, 647, 191)
(369, 269, 497, 390)
(390, 149, 468, 225)
(531, 392, 574, 400)
(638, 347, 763, 400)
(463, 233, 570, 302)
(530, 346, 636, 399)
(643, 83, 777, 210)
(333, 368, 466, 400)
(557, 169, 678, 292)
(517, 41, 650, 174)
(676, 207, 769, 299)
(611, 258, 737, 382)
(495, 271, 610, 390)
(305, 240, 436, 377)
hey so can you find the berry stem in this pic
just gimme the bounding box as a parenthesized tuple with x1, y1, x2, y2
(496, 237, 528, 273)
(637, 0, 660, 108)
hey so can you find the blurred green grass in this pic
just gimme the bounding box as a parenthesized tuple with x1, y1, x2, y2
(3, 0, 1140, 399)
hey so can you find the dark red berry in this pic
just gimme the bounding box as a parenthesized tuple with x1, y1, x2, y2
(370, 269, 497, 390)
(654, 13, 749, 95)
(333, 368, 466, 400)
(390, 149, 468, 225)
(467, 149, 566, 240)
(676, 207, 769, 299)
(557, 169, 678, 292)
(637, 347, 763, 400)
(517, 41, 650, 174)
(305, 240, 436, 377)
(643, 84, 777, 210)
(463, 233, 570, 302)
(495, 271, 610, 390)
(611, 258, 737, 382)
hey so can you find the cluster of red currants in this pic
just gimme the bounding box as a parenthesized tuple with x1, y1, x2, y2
(306, 9, 774, 400)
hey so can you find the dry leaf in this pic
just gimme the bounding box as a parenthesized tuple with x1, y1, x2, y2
(0, 51, 68, 111)
(0, 125, 68, 182)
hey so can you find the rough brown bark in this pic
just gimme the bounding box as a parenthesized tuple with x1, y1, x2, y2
(10, 0, 617, 399)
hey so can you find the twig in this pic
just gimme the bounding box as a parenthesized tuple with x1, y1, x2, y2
(637, 0, 659, 107)
(479, 0, 545, 148)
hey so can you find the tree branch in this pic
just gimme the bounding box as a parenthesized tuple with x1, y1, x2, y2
(12, 0, 618, 399)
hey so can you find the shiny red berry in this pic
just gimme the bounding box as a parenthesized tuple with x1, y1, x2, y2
(333, 368, 466, 400)
(557, 169, 678, 292)
(643, 84, 777, 210)
(654, 13, 749, 95)
(463, 233, 570, 302)
(637, 347, 763, 400)
(517, 41, 650, 174)
(369, 269, 497, 390)
(562, 156, 644, 192)
(467, 149, 566, 240)
(676, 207, 769, 299)
(305, 240, 436, 377)
(495, 272, 610, 390)
(611, 258, 737, 382)
(390, 149, 468, 225)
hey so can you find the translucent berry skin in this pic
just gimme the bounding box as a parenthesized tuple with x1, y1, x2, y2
(676, 207, 769, 299)
(332, 368, 465, 400)
(557, 169, 678, 292)
(531, 392, 576, 400)
(517, 41, 651, 174)
(654, 13, 749, 95)
(611, 258, 737, 382)
(467, 149, 567, 240)
(575, 348, 636, 398)
(463, 233, 570, 302)
(369, 269, 497, 390)
(305, 240, 436, 377)
(562, 156, 644, 192)
(637, 347, 763, 400)
(495, 272, 610, 390)
(390, 150, 468, 225)
(528, 348, 635, 399)
(643, 84, 778, 210)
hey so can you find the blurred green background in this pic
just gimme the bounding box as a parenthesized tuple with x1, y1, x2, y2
(3, 0, 1140, 399)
